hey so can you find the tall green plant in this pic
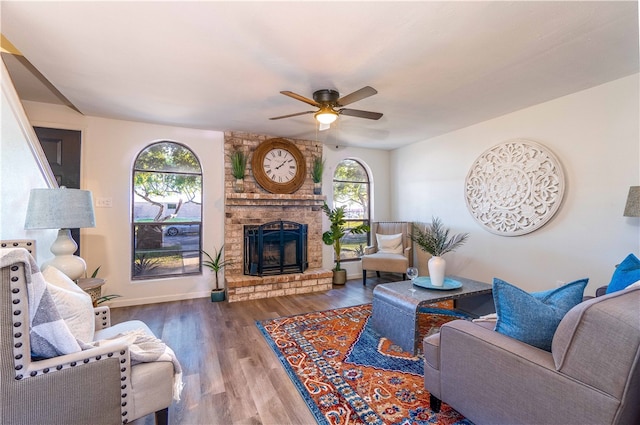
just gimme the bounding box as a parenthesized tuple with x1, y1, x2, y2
(321, 202, 369, 271)
(202, 245, 232, 290)
(410, 217, 469, 257)
(230, 149, 247, 179)
(311, 155, 325, 183)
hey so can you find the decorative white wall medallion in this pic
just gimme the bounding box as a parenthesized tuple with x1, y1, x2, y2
(465, 139, 565, 236)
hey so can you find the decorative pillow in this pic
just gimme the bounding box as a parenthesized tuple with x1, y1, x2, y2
(43, 266, 95, 343)
(493, 278, 588, 351)
(605, 253, 640, 294)
(376, 233, 403, 254)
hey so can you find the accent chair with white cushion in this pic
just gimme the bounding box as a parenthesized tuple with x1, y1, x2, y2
(1, 248, 178, 425)
(361, 222, 412, 285)
(423, 285, 640, 425)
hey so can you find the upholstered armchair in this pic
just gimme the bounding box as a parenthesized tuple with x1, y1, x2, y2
(361, 222, 412, 285)
(1, 249, 176, 425)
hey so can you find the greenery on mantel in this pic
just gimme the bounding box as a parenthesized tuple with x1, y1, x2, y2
(311, 155, 325, 183)
(230, 149, 247, 179)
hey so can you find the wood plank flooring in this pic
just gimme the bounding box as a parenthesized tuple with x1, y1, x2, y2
(112, 274, 399, 425)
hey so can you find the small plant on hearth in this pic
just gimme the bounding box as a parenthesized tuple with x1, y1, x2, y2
(202, 245, 232, 291)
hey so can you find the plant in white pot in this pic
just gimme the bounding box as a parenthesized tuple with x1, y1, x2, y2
(410, 217, 469, 287)
(321, 202, 369, 285)
(202, 245, 232, 302)
(311, 155, 325, 195)
(230, 149, 247, 193)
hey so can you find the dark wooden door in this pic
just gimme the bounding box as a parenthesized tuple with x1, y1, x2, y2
(33, 127, 82, 253)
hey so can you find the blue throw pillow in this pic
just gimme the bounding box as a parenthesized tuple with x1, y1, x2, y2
(493, 278, 588, 351)
(605, 253, 640, 294)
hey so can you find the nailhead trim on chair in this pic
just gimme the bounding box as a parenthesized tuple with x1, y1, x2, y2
(9, 262, 133, 424)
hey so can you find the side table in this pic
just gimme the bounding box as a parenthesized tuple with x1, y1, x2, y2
(77, 277, 106, 306)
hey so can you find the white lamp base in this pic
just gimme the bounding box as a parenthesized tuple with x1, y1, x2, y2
(41, 228, 86, 281)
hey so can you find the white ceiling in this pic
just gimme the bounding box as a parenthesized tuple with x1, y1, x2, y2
(2, 1, 638, 150)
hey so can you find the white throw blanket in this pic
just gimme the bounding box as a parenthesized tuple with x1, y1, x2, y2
(82, 329, 184, 401)
(0, 248, 81, 358)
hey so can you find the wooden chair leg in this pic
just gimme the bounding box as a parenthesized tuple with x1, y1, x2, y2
(155, 407, 169, 425)
(362, 270, 367, 285)
(430, 394, 442, 413)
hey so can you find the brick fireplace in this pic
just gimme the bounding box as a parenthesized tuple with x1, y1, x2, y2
(224, 132, 332, 302)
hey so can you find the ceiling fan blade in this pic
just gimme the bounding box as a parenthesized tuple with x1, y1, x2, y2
(337, 86, 378, 106)
(269, 111, 315, 120)
(280, 91, 320, 107)
(339, 108, 383, 120)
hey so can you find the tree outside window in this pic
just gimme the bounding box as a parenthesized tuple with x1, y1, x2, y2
(132, 141, 202, 279)
(332, 159, 370, 262)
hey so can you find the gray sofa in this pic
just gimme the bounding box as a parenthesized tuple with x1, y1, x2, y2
(423, 286, 640, 425)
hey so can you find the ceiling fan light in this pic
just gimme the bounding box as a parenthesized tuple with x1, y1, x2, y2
(315, 109, 338, 124)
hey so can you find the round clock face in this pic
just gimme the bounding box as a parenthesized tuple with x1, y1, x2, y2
(252, 138, 307, 194)
(262, 148, 298, 183)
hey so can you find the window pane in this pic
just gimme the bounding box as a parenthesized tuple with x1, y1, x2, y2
(134, 142, 201, 174)
(334, 159, 368, 182)
(332, 159, 371, 263)
(132, 141, 202, 280)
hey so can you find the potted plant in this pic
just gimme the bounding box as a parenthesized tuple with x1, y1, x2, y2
(311, 155, 325, 195)
(202, 245, 232, 302)
(230, 149, 247, 193)
(321, 202, 369, 285)
(410, 217, 469, 287)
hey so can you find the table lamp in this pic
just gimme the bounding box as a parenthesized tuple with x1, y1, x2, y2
(623, 186, 640, 217)
(24, 187, 96, 280)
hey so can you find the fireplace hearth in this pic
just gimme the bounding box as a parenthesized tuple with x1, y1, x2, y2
(244, 220, 308, 276)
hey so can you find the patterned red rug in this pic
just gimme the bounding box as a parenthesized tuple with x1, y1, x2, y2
(257, 303, 473, 425)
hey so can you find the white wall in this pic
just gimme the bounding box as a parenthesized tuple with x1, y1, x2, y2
(0, 62, 58, 262)
(21, 101, 226, 306)
(391, 74, 640, 295)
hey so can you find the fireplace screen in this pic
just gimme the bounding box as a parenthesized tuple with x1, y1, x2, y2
(244, 220, 308, 276)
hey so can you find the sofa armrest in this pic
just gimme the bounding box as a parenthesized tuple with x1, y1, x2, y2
(429, 320, 620, 425)
(403, 246, 412, 258)
(364, 246, 376, 255)
(94, 305, 111, 330)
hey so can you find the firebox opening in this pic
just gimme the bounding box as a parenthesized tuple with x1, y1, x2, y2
(244, 220, 308, 276)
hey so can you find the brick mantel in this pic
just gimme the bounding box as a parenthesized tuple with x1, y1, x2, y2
(226, 193, 326, 207)
(223, 131, 332, 302)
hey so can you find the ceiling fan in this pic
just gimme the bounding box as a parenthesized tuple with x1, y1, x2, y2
(269, 86, 383, 130)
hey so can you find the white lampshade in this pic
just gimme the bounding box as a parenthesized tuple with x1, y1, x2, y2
(315, 107, 338, 125)
(24, 187, 96, 280)
(25, 187, 96, 229)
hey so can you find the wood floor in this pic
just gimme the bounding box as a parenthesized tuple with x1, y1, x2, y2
(113, 274, 399, 425)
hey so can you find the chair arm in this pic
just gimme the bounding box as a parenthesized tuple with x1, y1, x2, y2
(24, 338, 129, 378)
(94, 305, 111, 330)
(364, 246, 376, 255)
(403, 246, 412, 258)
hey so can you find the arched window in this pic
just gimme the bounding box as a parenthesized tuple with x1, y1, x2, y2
(132, 141, 202, 279)
(332, 159, 371, 263)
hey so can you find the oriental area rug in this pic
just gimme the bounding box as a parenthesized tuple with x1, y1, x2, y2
(256, 303, 473, 425)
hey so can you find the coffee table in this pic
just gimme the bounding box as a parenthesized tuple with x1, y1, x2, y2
(371, 276, 494, 354)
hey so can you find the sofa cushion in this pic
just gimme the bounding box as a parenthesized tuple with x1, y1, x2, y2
(605, 253, 640, 294)
(376, 233, 403, 254)
(493, 278, 588, 351)
(43, 266, 95, 343)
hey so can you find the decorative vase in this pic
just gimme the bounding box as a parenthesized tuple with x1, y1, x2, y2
(233, 178, 244, 193)
(210, 289, 225, 302)
(333, 269, 347, 285)
(313, 182, 322, 195)
(428, 256, 446, 287)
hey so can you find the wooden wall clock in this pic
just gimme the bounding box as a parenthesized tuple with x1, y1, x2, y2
(252, 138, 306, 194)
